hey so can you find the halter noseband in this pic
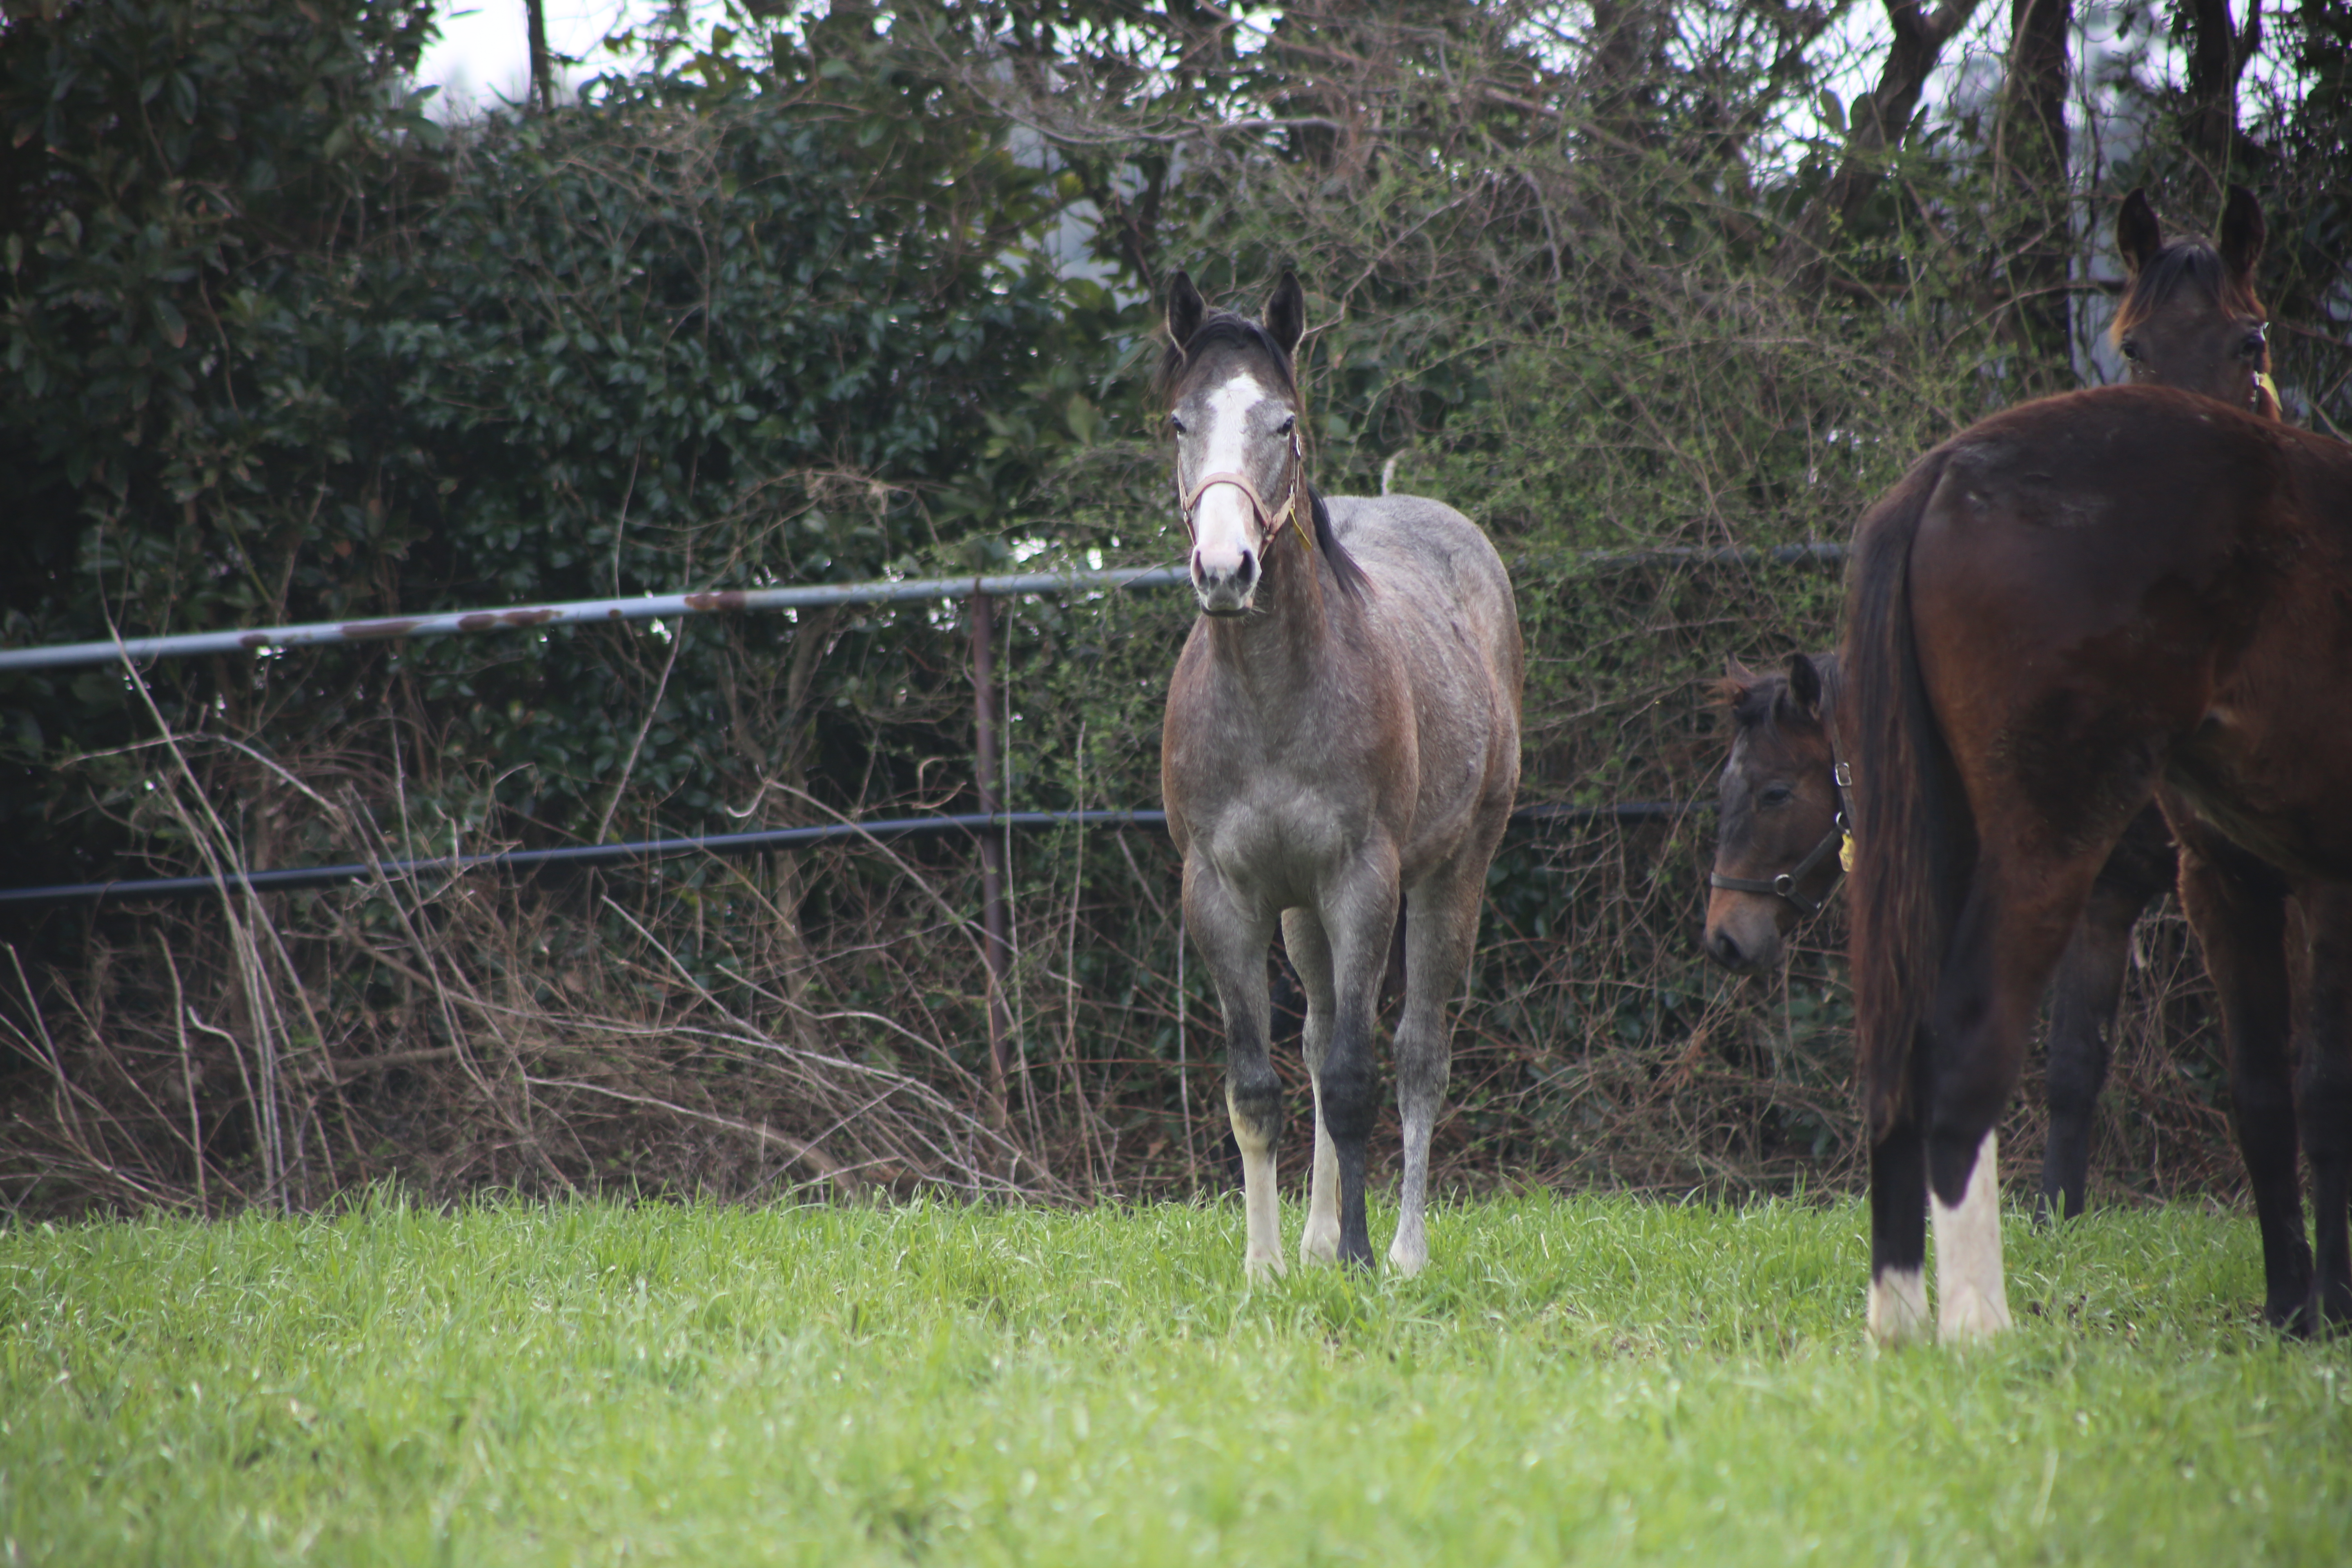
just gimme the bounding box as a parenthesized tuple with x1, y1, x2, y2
(1709, 760, 1856, 918)
(1176, 428, 1315, 558)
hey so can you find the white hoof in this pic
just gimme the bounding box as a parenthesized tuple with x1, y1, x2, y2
(1868, 1267, 1930, 1348)
(1244, 1249, 1288, 1283)
(1937, 1281, 2013, 1343)
(1388, 1215, 1428, 1277)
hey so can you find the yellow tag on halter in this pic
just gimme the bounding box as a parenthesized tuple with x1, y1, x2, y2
(2256, 370, 2281, 408)
(1840, 833, 1855, 874)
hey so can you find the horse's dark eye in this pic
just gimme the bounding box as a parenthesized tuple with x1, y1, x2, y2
(2120, 336, 2142, 363)
(1759, 784, 1794, 808)
(1277, 414, 1296, 437)
(2241, 325, 2268, 359)
(1169, 414, 1186, 434)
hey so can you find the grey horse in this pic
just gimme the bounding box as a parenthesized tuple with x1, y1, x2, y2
(1157, 272, 1523, 1277)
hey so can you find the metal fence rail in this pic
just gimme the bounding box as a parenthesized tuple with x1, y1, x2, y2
(0, 566, 1193, 673)
(0, 802, 1696, 912)
(0, 543, 1846, 674)
(0, 543, 1804, 922)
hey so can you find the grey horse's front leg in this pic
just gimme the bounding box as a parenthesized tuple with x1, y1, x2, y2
(1279, 911, 1342, 1265)
(1310, 860, 1399, 1270)
(1186, 864, 1285, 1278)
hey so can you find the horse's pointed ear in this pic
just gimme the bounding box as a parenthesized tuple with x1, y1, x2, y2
(1168, 271, 1206, 351)
(2221, 185, 2266, 280)
(1786, 653, 1824, 719)
(1713, 655, 1757, 708)
(2116, 189, 2161, 277)
(1264, 271, 1307, 359)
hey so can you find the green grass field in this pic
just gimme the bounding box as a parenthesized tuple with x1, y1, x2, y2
(3, 1191, 2347, 1565)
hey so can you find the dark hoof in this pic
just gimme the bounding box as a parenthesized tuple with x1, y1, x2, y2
(2267, 1297, 2316, 1339)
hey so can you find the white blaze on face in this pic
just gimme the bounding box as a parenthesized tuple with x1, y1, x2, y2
(1190, 370, 1278, 578)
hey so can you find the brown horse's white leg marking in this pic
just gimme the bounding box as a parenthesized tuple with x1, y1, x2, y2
(1933, 1130, 2011, 1341)
(1868, 1267, 1930, 1346)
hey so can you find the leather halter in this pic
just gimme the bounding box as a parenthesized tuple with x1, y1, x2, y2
(1710, 759, 1856, 918)
(1176, 428, 1314, 558)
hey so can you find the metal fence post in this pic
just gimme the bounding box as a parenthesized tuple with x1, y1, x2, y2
(970, 586, 1015, 1127)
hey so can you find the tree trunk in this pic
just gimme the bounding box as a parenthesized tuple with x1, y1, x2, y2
(2178, 0, 2263, 207)
(526, 0, 555, 115)
(1997, 0, 2074, 388)
(1779, 0, 1990, 287)
(1584, 0, 1673, 158)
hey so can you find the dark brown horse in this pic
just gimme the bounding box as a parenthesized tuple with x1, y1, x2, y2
(1158, 273, 1523, 1278)
(1708, 187, 2283, 1230)
(1845, 383, 2352, 1343)
(1702, 653, 2174, 1222)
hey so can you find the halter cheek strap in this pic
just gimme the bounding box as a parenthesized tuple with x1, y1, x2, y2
(2250, 321, 2281, 417)
(1708, 762, 1858, 918)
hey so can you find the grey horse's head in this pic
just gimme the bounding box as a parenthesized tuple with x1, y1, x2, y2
(1158, 272, 1312, 616)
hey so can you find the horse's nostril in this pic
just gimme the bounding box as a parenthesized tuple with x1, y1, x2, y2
(1709, 930, 1743, 969)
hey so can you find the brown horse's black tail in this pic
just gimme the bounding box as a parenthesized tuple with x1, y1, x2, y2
(1844, 450, 1977, 1141)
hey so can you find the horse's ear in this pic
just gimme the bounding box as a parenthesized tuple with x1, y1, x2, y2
(1263, 271, 1307, 359)
(1167, 271, 1206, 352)
(1785, 653, 1824, 719)
(2221, 185, 2266, 280)
(2116, 189, 2161, 276)
(1713, 655, 1757, 708)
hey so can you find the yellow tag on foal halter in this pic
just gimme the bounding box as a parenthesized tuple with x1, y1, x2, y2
(1840, 833, 1855, 874)
(2256, 370, 2281, 409)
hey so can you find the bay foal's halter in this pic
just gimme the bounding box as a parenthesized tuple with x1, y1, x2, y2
(1709, 756, 1857, 919)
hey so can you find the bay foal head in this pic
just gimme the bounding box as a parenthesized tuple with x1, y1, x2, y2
(1160, 271, 1312, 616)
(1704, 653, 1843, 974)
(2113, 185, 2274, 416)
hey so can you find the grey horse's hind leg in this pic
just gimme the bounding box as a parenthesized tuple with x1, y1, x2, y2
(1281, 910, 1344, 1265)
(1388, 854, 1489, 1275)
(1186, 867, 1285, 1278)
